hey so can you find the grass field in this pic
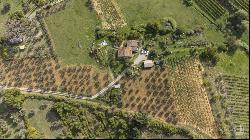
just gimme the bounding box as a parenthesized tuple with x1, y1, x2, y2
(23, 99, 63, 139)
(117, 0, 225, 43)
(0, 0, 22, 37)
(45, 0, 100, 66)
(215, 49, 249, 77)
(241, 31, 249, 45)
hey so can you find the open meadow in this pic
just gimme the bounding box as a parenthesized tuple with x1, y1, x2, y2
(117, 0, 225, 43)
(22, 99, 63, 139)
(45, 0, 100, 66)
(215, 49, 249, 77)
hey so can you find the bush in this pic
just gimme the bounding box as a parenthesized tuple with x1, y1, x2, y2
(108, 32, 124, 45)
(95, 27, 108, 39)
(148, 119, 177, 136)
(127, 30, 141, 40)
(148, 50, 158, 60)
(50, 121, 62, 130)
(32, 0, 47, 8)
(159, 17, 177, 35)
(132, 112, 149, 129)
(100, 89, 122, 107)
(189, 48, 200, 56)
(145, 21, 160, 36)
(28, 110, 35, 118)
(177, 127, 191, 137)
(227, 10, 249, 38)
(183, 0, 193, 7)
(217, 45, 228, 53)
(1, 3, 11, 14)
(9, 10, 24, 20)
(199, 47, 219, 65)
(39, 104, 48, 110)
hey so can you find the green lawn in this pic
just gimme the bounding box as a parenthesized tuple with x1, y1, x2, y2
(215, 49, 249, 76)
(0, 0, 22, 37)
(117, 0, 225, 43)
(241, 30, 249, 45)
(45, 0, 100, 66)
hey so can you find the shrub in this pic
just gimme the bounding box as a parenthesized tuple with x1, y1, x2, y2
(183, 0, 193, 7)
(217, 45, 228, 53)
(127, 30, 141, 40)
(189, 48, 200, 56)
(148, 119, 177, 136)
(148, 50, 158, 60)
(9, 10, 24, 20)
(177, 127, 192, 137)
(159, 17, 177, 35)
(132, 112, 149, 129)
(227, 10, 249, 37)
(32, 0, 47, 8)
(39, 104, 48, 110)
(108, 32, 124, 45)
(145, 21, 160, 36)
(1, 3, 11, 14)
(28, 110, 35, 118)
(199, 47, 219, 65)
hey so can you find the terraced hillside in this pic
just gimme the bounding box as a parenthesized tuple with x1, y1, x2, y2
(194, 0, 227, 20)
(119, 58, 218, 138)
(231, 0, 249, 12)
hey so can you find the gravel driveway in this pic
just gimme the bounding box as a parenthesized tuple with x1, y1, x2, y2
(134, 53, 147, 65)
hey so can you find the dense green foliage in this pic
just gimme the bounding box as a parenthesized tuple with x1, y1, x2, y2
(50, 102, 150, 139)
(97, 89, 122, 107)
(9, 10, 24, 20)
(199, 47, 219, 65)
(226, 9, 249, 38)
(2, 89, 25, 110)
(32, 0, 46, 7)
(30, 93, 192, 139)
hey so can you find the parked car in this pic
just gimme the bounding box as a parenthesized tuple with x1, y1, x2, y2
(26, 88, 32, 92)
(141, 49, 149, 55)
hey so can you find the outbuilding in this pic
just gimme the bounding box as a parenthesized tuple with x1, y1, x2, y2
(126, 40, 139, 52)
(143, 60, 154, 68)
(19, 45, 25, 50)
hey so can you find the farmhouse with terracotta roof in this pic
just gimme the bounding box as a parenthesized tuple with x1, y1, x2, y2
(117, 47, 133, 58)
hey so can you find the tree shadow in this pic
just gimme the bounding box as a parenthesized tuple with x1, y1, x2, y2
(46, 110, 59, 123)
(85, 0, 93, 11)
